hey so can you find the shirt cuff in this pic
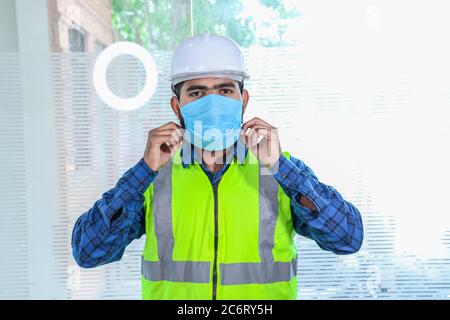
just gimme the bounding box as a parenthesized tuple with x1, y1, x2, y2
(290, 192, 319, 221)
(270, 154, 324, 217)
(118, 158, 158, 196)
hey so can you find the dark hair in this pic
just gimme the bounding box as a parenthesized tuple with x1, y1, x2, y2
(171, 80, 245, 100)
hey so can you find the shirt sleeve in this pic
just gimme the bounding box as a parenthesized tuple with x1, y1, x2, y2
(269, 154, 364, 255)
(71, 158, 157, 268)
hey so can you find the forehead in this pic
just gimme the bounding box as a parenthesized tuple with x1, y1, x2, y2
(181, 77, 239, 90)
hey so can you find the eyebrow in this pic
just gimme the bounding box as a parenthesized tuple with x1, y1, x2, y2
(185, 82, 237, 92)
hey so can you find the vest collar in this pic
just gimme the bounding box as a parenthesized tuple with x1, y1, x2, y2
(180, 139, 247, 168)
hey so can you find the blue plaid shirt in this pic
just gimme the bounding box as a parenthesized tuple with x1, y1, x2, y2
(72, 141, 364, 268)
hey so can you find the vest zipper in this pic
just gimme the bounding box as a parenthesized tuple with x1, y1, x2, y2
(212, 183, 219, 300)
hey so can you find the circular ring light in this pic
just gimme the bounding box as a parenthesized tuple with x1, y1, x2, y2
(93, 41, 158, 111)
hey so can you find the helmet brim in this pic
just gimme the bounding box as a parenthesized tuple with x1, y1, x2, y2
(171, 71, 250, 86)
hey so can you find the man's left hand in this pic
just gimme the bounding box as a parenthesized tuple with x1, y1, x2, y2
(241, 117, 281, 168)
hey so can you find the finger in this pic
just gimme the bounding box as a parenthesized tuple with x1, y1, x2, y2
(166, 135, 180, 147)
(158, 121, 182, 130)
(250, 128, 259, 147)
(239, 127, 250, 146)
(168, 128, 184, 143)
(242, 118, 263, 131)
(242, 117, 272, 131)
(257, 127, 272, 146)
(162, 139, 182, 154)
(151, 128, 182, 134)
(240, 127, 254, 146)
(246, 130, 267, 159)
(245, 128, 262, 148)
(243, 124, 271, 136)
(242, 123, 272, 137)
(151, 128, 184, 143)
(257, 127, 271, 140)
(170, 139, 183, 155)
(248, 127, 270, 146)
(241, 127, 262, 147)
(256, 127, 279, 158)
(152, 133, 178, 147)
(164, 137, 183, 151)
(152, 128, 184, 137)
(255, 126, 275, 143)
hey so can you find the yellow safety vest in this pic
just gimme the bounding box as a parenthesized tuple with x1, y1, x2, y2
(141, 149, 298, 299)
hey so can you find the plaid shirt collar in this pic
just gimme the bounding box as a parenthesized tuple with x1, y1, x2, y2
(180, 139, 247, 168)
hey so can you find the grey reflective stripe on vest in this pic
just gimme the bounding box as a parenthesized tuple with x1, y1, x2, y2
(258, 164, 279, 263)
(220, 258, 298, 285)
(141, 161, 211, 283)
(141, 257, 210, 283)
(152, 161, 174, 261)
(220, 164, 296, 285)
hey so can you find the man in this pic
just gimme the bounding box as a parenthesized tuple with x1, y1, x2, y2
(72, 33, 363, 300)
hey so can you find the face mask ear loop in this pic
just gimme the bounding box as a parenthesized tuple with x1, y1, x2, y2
(177, 99, 186, 129)
(240, 101, 244, 125)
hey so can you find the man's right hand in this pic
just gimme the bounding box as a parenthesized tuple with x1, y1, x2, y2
(143, 122, 184, 172)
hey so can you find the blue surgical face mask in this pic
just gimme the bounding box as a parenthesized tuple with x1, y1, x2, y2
(180, 94, 243, 151)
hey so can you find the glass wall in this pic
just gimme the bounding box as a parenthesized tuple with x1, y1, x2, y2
(1, 0, 450, 299)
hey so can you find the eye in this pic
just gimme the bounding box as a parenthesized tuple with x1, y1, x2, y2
(219, 88, 234, 94)
(189, 91, 202, 97)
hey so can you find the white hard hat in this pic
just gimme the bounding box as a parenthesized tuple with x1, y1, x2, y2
(170, 33, 250, 85)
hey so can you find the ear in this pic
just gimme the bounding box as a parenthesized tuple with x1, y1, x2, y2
(170, 95, 181, 120)
(242, 89, 249, 115)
